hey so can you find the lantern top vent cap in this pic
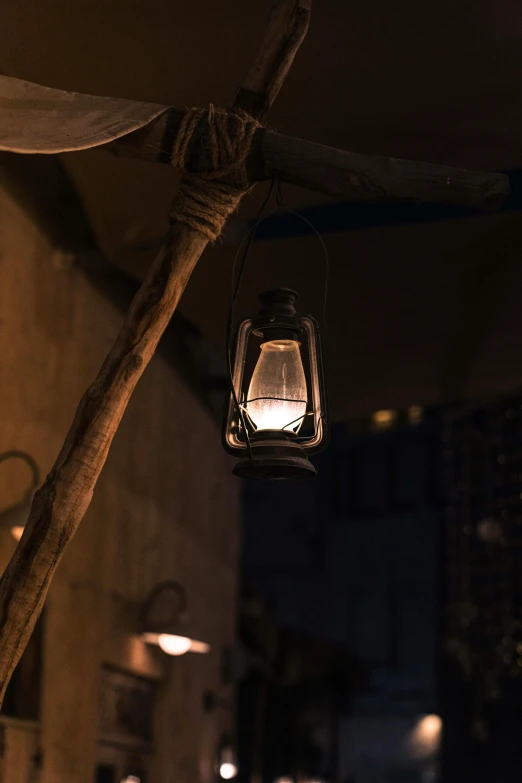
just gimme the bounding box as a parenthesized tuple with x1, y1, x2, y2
(253, 288, 301, 338)
(258, 288, 299, 319)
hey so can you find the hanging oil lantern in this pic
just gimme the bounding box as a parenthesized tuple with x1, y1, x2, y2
(223, 289, 328, 480)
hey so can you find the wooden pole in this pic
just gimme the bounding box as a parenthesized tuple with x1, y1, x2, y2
(0, 0, 311, 704)
(108, 114, 509, 211)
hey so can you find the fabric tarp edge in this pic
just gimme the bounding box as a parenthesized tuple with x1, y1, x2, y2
(0, 74, 169, 154)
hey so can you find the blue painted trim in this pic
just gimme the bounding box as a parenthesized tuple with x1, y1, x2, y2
(251, 169, 522, 240)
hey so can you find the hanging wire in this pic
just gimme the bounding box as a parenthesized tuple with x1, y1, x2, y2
(275, 181, 330, 330)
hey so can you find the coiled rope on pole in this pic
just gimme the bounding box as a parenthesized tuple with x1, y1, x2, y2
(170, 105, 261, 241)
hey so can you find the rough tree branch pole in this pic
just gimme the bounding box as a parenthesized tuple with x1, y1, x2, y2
(0, 0, 509, 702)
(0, 0, 313, 702)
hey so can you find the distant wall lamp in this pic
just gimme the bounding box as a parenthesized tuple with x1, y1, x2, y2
(370, 408, 398, 432)
(218, 734, 238, 780)
(141, 581, 210, 656)
(0, 450, 40, 541)
(223, 289, 329, 480)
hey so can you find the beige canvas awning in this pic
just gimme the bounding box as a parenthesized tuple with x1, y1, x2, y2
(0, 74, 167, 154)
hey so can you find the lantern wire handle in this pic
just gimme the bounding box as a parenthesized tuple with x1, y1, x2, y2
(275, 181, 330, 331)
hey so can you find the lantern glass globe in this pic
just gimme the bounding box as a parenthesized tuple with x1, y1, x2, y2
(247, 340, 307, 432)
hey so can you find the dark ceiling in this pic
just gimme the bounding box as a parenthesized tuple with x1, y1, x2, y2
(2, 0, 522, 418)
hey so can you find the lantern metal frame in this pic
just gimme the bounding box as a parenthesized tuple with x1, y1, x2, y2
(222, 289, 329, 480)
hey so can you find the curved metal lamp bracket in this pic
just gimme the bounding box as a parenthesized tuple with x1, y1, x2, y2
(141, 580, 189, 632)
(0, 450, 40, 512)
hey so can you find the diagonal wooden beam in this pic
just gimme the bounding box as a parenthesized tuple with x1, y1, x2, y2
(0, 0, 311, 704)
(234, 0, 311, 118)
(108, 111, 509, 211)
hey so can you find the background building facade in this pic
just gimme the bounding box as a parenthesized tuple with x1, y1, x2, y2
(0, 172, 241, 783)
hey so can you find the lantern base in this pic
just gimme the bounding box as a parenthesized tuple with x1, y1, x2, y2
(232, 434, 317, 481)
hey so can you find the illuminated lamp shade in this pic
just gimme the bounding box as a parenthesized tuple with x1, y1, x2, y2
(0, 451, 40, 542)
(223, 289, 329, 481)
(140, 581, 210, 657)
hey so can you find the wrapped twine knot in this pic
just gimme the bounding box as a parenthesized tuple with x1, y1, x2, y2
(170, 105, 261, 241)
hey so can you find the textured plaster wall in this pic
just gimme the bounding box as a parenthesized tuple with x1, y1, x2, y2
(0, 182, 240, 783)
